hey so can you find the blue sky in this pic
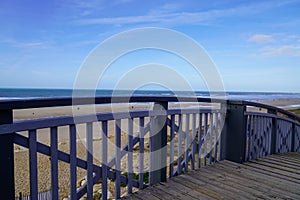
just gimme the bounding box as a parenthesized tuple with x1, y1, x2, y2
(1, 0, 300, 92)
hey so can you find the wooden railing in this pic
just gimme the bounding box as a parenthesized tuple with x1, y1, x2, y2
(0, 96, 299, 200)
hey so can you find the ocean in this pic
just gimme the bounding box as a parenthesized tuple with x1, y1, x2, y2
(0, 88, 300, 101)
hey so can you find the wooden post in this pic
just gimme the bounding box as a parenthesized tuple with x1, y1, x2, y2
(220, 101, 247, 163)
(149, 102, 168, 185)
(0, 109, 15, 199)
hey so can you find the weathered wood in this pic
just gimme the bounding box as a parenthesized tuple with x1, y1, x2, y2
(223, 159, 300, 185)
(270, 153, 300, 163)
(149, 102, 168, 185)
(206, 162, 300, 199)
(69, 124, 77, 199)
(220, 161, 300, 194)
(220, 102, 247, 163)
(255, 157, 300, 171)
(188, 169, 264, 199)
(246, 160, 300, 179)
(126, 153, 300, 200)
(161, 180, 212, 200)
(263, 156, 300, 169)
(29, 129, 38, 199)
(147, 184, 180, 199)
(154, 182, 198, 200)
(50, 127, 59, 200)
(176, 173, 243, 199)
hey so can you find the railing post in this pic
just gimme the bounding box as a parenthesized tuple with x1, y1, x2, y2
(220, 101, 247, 163)
(268, 109, 278, 154)
(149, 102, 168, 185)
(0, 109, 15, 199)
(291, 122, 296, 152)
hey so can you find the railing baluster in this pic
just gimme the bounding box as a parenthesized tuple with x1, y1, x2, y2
(86, 122, 93, 200)
(203, 113, 208, 166)
(198, 113, 202, 169)
(268, 118, 272, 155)
(139, 117, 145, 189)
(262, 116, 266, 157)
(184, 114, 190, 173)
(115, 119, 121, 199)
(50, 127, 59, 200)
(254, 115, 259, 159)
(209, 113, 213, 164)
(169, 115, 175, 177)
(102, 121, 108, 200)
(217, 112, 222, 161)
(288, 123, 294, 151)
(267, 117, 271, 155)
(191, 113, 196, 170)
(177, 114, 182, 175)
(284, 122, 287, 152)
(128, 118, 133, 194)
(70, 124, 77, 200)
(262, 117, 265, 157)
(259, 116, 263, 158)
(247, 115, 252, 161)
(29, 129, 38, 200)
(276, 120, 280, 153)
(288, 122, 290, 152)
(213, 113, 218, 163)
(264, 117, 269, 156)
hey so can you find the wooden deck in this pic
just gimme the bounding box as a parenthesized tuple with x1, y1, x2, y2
(124, 152, 300, 200)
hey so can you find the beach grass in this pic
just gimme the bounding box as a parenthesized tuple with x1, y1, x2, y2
(288, 108, 300, 116)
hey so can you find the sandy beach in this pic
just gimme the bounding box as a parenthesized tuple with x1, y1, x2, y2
(13, 98, 300, 199)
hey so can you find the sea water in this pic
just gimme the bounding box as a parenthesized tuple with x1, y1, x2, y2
(0, 88, 300, 101)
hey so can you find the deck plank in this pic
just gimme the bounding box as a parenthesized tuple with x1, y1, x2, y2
(223, 160, 300, 185)
(220, 161, 300, 195)
(123, 153, 300, 199)
(207, 162, 300, 199)
(260, 157, 300, 170)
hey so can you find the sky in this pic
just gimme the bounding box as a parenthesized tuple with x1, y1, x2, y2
(0, 0, 300, 92)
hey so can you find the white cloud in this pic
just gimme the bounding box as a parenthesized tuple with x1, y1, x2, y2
(1, 38, 47, 48)
(248, 34, 274, 43)
(261, 45, 300, 57)
(248, 33, 300, 57)
(147, 3, 182, 15)
(76, 6, 253, 26)
(75, 0, 300, 26)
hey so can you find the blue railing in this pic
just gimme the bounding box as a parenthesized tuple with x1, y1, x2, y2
(0, 96, 299, 200)
(244, 101, 300, 160)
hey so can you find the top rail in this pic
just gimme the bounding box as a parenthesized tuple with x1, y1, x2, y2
(0, 96, 220, 110)
(0, 96, 298, 121)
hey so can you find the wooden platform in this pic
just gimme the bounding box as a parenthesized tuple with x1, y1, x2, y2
(124, 153, 300, 200)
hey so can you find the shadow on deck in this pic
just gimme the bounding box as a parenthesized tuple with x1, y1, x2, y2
(124, 152, 300, 200)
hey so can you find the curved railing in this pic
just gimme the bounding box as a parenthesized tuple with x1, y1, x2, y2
(243, 101, 300, 160)
(0, 96, 299, 200)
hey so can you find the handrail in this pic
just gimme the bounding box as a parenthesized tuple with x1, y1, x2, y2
(0, 108, 218, 135)
(0, 96, 219, 110)
(240, 100, 300, 121)
(0, 96, 297, 121)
